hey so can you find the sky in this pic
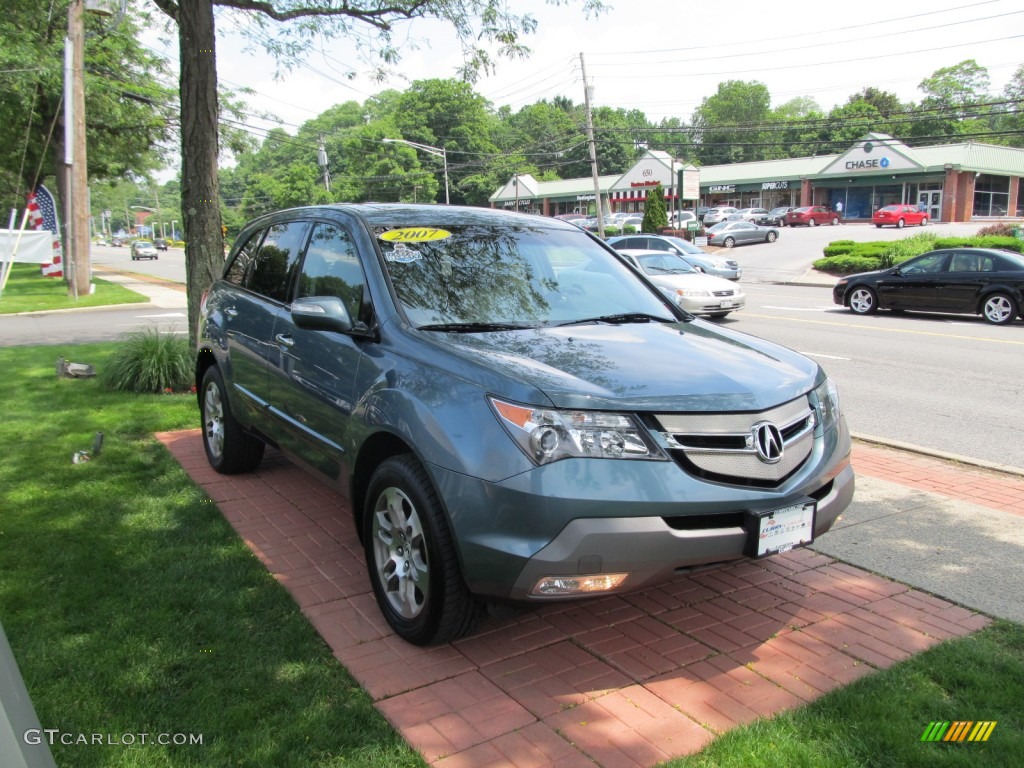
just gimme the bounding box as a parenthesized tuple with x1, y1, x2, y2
(143, 0, 1023, 174)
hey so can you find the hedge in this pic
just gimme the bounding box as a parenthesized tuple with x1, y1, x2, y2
(815, 234, 1023, 274)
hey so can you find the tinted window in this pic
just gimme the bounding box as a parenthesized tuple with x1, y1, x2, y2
(297, 223, 366, 321)
(248, 221, 311, 302)
(950, 251, 997, 273)
(905, 252, 949, 274)
(224, 229, 265, 286)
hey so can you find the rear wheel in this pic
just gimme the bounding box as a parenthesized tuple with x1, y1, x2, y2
(896, 218, 905, 229)
(808, 218, 817, 227)
(200, 366, 265, 474)
(364, 454, 482, 645)
(765, 231, 778, 243)
(981, 292, 1018, 325)
(831, 216, 839, 226)
(875, 224, 883, 228)
(848, 286, 878, 315)
(723, 237, 736, 248)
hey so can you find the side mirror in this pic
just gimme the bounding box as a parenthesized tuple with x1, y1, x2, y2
(291, 296, 353, 333)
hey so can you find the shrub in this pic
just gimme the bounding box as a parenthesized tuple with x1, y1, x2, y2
(976, 223, 1017, 237)
(641, 184, 668, 233)
(813, 255, 884, 274)
(932, 236, 1023, 254)
(101, 327, 194, 394)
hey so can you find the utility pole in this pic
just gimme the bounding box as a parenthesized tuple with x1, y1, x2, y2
(580, 53, 605, 238)
(318, 136, 331, 192)
(66, 0, 90, 298)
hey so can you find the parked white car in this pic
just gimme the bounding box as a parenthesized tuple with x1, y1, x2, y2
(617, 249, 746, 319)
(701, 207, 739, 226)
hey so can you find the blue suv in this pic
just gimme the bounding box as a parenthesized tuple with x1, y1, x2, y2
(196, 204, 854, 645)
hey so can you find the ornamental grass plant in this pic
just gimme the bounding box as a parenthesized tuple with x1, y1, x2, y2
(100, 327, 194, 394)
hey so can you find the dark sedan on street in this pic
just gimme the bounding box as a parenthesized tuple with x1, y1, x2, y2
(833, 247, 1024, 325)
(705, 220, 779, 248)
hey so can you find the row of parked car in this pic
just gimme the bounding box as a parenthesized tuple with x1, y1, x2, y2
(702, 205, 930, 229)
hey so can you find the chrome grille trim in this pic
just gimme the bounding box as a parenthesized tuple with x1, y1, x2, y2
(655, 397, 815, 484)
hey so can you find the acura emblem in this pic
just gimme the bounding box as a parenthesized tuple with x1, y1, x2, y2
(751, 422, 784, 464)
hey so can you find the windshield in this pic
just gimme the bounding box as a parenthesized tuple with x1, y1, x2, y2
(661, 236, 702, 254)
(634, 252, 697, 275)
(375, 224, 677, 329)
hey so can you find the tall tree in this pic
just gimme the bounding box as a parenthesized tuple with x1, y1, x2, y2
(0, 1, 173, 237)
(692, 80, 772, 165)
(149, 0, 606, 346)
(907, 60, 992, 143)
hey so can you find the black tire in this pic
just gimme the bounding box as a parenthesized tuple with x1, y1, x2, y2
(920, 217, 929, 226)
(364, 454, 482, 645)
(766, 231, 778, 243)
(200, 365, 265, 474)
(981, 292, 1018, 325)
(723, 237, 736, 248)
(848, 286, 879, 315)
(896, 218, 905, 229)
(875, 224, 883, 228)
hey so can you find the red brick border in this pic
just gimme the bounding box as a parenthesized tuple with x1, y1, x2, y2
(158, 430, 996, 767)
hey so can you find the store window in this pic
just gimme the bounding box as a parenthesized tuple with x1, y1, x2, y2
(1017, 178, 1023, 217)
(973, 174, 1010, 217)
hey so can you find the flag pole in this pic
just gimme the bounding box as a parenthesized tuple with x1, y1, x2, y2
(0, 209, 32, 295)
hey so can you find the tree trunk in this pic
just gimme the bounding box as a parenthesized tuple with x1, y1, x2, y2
(178, 0, 222, 350)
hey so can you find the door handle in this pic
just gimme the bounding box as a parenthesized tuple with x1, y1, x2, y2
(275, 333, 295, 348)
(223, 307, 238, 319)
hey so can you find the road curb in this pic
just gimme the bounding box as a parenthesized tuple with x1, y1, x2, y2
(852, 432, 1024, 479)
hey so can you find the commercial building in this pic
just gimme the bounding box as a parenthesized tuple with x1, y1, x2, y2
(489, 134, 1024, 223)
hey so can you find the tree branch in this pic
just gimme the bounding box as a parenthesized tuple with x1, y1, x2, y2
(211, 0, 432, 30)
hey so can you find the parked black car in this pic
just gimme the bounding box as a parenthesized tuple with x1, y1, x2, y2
(833, 247, 1024, 325)
(757, 207, 795, 227)
(153, 238, 169, 251)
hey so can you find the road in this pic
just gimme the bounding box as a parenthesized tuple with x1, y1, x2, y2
(723, 281, 1024, 471)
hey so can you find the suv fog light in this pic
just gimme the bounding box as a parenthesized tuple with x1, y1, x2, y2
(531, 573, 629, 595)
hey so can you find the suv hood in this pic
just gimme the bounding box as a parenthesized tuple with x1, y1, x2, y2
(416, 320, 819, 412)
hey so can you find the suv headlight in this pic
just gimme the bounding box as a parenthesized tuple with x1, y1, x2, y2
(812, 378, 841, 430)
(490, 398, 667, 465)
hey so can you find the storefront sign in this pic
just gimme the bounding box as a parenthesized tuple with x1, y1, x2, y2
(761, 181, 790, 190)
(576, 194, 595, 201)
(630, 180, 661, 187)
(845, 157, 891, 170)
(709, 185, 736, 193)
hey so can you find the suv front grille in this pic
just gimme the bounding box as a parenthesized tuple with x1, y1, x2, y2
(654, 397, 815, 487)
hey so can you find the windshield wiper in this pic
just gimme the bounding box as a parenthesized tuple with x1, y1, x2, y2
(557, 312, 675, 327)
(417, 321, 536, 333)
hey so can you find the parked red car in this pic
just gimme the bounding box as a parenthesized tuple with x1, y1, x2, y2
(873, 204, 929, 228)
(785, 206, 839, 227)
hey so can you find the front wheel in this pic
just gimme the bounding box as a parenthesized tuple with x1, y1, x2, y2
(848, 286, 879, 315)
(808, 218, 817, 227)
(875, 224, 883, 228)
(981, 292, 1018, 325)
(896, 218, 905, 229)
(723, 237, 736, 248)
(766, 231, 778, 243)
(364, 455, 482, 645)
(200, 365, 265, 474)
(920, 217, 929, 226)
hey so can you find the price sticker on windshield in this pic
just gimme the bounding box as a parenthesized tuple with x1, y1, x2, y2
(380, 228, 452, 243)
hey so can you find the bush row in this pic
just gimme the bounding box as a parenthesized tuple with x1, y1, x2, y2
(815, 235, 1023, 274)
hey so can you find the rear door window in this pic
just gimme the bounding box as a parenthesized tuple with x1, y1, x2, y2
(248, 221, 311, 302)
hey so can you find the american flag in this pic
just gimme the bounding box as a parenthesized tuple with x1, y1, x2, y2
(26, 184, 63, 277)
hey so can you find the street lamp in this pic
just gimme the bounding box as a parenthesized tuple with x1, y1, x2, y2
(171, 220, 177, 241)
(131, 205, 159, 238)
(382, 138, 449, 204)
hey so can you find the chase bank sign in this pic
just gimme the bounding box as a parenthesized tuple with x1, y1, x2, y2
(821, 137, 922, 176)
(845, 156, 891, 170)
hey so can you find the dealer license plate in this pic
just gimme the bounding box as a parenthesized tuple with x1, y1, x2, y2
(720, 299, 734, 308)
(746, 501, 816, 558)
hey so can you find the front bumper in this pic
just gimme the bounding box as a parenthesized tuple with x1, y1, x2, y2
(430, 419, 853, 602)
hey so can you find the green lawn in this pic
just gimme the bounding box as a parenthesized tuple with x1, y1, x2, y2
(0, 263, 148, 314)
(1, 341, 1020, 767)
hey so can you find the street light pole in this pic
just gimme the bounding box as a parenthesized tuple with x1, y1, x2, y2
(382, 138, 449, 204)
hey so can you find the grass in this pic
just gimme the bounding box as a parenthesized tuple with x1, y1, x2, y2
(2, 341, 1021, 767)
(0, 263, 148, 314)
(0, 343, 424, 768)
(666, 621, 1024, 767)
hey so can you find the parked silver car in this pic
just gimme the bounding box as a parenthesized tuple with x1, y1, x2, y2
(701, 207, 739, 226)
(733, 208, 770, 223)
(607, 234, 741, 280)
(706, 221, 779, 248)
(617, 249, 746, 318)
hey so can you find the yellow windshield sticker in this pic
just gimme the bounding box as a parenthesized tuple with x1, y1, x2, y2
(380, 228, 452, 243)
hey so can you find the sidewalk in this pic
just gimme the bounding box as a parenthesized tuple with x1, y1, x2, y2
(156, 431, 1017, 768)
(93, 267, 187, 309)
